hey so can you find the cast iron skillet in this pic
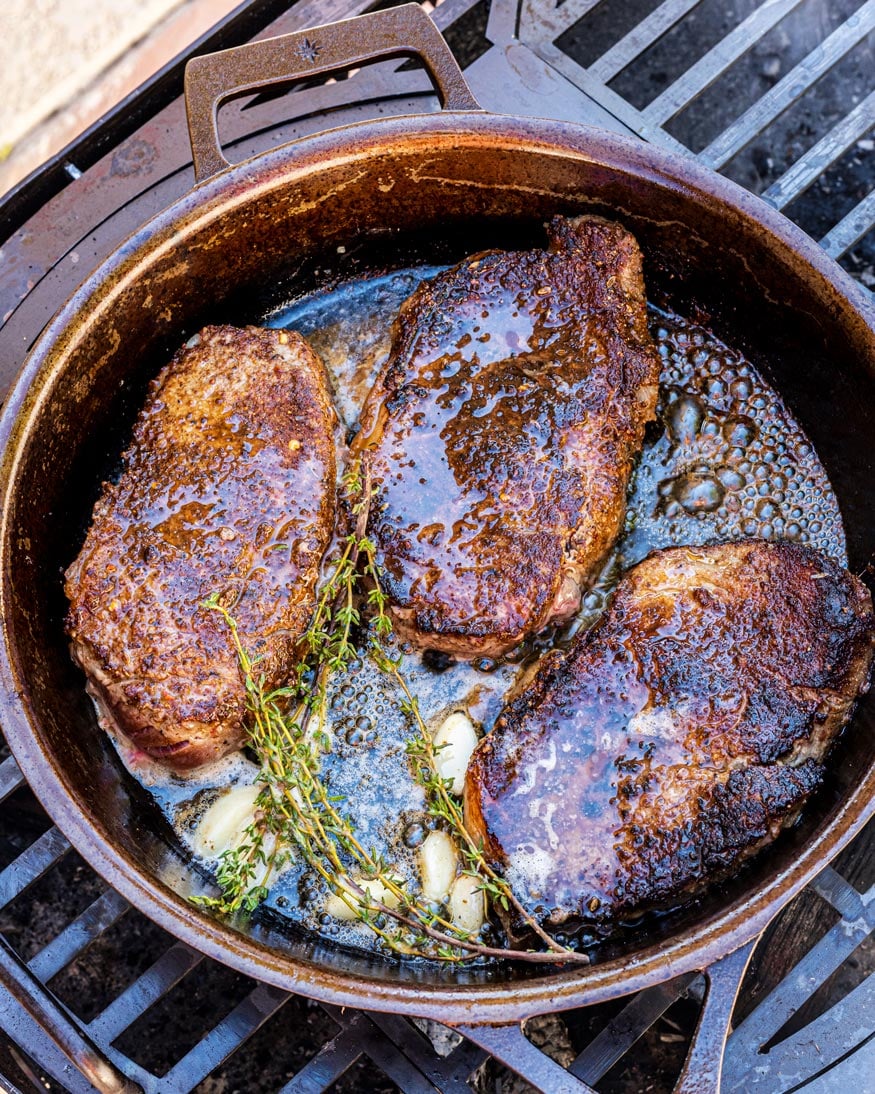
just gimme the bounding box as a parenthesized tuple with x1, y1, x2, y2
(1, 0, 874, 1050)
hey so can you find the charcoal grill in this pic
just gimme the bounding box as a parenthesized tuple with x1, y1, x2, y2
(0, 1, 873, 1091)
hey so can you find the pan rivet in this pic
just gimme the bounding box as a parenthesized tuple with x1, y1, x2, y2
(295, 37, 321, 63)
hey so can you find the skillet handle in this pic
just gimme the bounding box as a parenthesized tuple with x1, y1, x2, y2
(674, 938, 757, 1094)
(452, 939, 757, 1093)
(184, 2, 481, 184)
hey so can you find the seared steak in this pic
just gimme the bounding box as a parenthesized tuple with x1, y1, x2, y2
(353, 216, 661, 659)
(465, 541, 875, 934)
(65, 325, 337, 769)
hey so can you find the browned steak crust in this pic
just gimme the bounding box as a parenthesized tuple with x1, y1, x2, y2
(65, 325, 337, 769)
(464, 541, 875, 934)
(353, 216, 661, 659)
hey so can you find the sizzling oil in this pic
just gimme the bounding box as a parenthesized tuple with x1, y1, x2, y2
(115, 264, 846, 955)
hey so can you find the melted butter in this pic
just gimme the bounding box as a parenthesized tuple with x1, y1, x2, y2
(112, 266, 846, 956)
(621, 310, 845, 567)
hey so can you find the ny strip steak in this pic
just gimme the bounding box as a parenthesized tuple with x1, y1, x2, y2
(465, 541, 875, 936)
(354, 215, 661, 659)
(66, 325, 337, 769)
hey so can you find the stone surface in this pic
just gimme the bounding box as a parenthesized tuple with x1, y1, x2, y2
(0, 0, 241, 196)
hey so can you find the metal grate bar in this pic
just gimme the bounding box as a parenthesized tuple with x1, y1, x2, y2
(529, 38, 691, 151)
(162, 982, 289, 1092)
(810, 865, 872, 920)
(0, 1064, 27, 1094)
(521, 0, 605, 40)
(0, 933, 142, 1094)
(0, 996, 114, 1094)
(28, 889, 130, 983)
(440, 1040, 489, 1088)
(0, 756, 24, 803)
(820, 187, 875, 258)
(457, 1022, 597, 1093)
(0, 829, 70, 910)
(325, 1008, 442, 1093)
(642, 0, 805, 124)
(276, 1025, 363, 1093)
(590, 0, 702, 84)
(366, 1013, 480, 1093)
(763, 89, 875, 208)
(700, 1, 875, 169)
(88, 943, 203, 1043)
(725, 964, 875, 1089)
(571, 973, 699, 1084)
(431, 0, 484, 32)
(726, 878, 875, 1057)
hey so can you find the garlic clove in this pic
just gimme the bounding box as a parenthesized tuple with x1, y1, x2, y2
(192, 782, 262, 860)
(418, 829, 458, 902)
(324, 875, 402, 921)
(433, 711, 479, 796)
(449, 873, 486, 934)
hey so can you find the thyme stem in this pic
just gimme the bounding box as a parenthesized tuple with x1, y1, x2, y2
(193, 468, 588, 965)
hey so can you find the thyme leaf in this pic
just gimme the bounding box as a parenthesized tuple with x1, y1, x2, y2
(192, 469, 587, 965)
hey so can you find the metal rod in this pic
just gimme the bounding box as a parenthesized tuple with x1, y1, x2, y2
(0, 827, 70, 910)
(763, 90, 875, 209)
(432, 0, 484, 32)
(700, 1, 875, 169)
(727, 878, 875, 1059)
(820, 188, 875, 259)
(675, 940, 757, 1094)
(28, 888, 129, 983)
(725, 965, 875, 1089)
(455, 1022, 597, 1093)
(276, 1026, 362, 1092)
(0, 934, 141, 1094)
(571, 972, 700, 1084)
(87, 943, 203, 1043)
(520, 0, 604, 40)
(810, 865, 873, 920)
(161, 983, 289, 1090)
(642, 0, 805, 124)
(323, 1006, 444, 1092)
(529, 38, 691, 152)
(0, 756, 24, 803)
(590, 0, 702, 83)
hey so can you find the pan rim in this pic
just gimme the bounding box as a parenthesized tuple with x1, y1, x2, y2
(2, 110, 874, 1022)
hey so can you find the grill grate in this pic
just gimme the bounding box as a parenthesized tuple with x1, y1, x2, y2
(518, 0, 875, 270)
(0, 2, 873, 1091)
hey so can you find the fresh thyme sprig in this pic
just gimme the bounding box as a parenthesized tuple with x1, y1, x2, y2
(193, 465, 587, 964)
(360, 543, 573, 957)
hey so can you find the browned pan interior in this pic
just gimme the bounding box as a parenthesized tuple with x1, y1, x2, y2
(2, 115, 874, 1019)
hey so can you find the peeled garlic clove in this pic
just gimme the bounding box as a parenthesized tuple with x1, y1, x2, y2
(418, 829, 458, 902)
(324, 875, 402, 921)
(449, 873, 486, 934)
(433, 711, 479, 795)
(192, 782, 262, 860)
